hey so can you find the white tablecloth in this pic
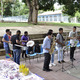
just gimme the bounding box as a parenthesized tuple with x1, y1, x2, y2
(0, 60, 44, 80)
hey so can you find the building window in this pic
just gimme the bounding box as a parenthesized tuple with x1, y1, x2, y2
(46, 16, 48, 21)
(39, 16, 41, 21)
(50, 16, 52, 21)
(42, 16, 45, 21)
(54, 16, 57, 21)
(59, 16, 61, 21)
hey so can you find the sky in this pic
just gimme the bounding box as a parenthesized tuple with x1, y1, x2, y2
(19, 0, 22, 2)
(54, 2, 62, 10)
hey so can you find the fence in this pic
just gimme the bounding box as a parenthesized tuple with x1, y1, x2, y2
(0, 15, 28, 22)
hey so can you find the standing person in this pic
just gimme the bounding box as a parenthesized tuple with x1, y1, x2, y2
(42, 31, 53, 72)
(48, 29, 56, 67)
(8, 31, 12, 40)
(68, 26, 78, 61)
(8, 31, 14, 58)
(21, 31, 29, 58)
(2, 29, 11, 59)
(11, 30, 21, 64)
(56, 28, 65, 63)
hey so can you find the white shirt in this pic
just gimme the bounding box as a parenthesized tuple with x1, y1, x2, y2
(42, 36, 51, 53)
(69, 31, 78, 47)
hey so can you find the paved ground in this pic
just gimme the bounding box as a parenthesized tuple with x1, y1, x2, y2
(0, 25, 80, 36)
(21, 48, 80, 80)
(1, 48, 80, 80)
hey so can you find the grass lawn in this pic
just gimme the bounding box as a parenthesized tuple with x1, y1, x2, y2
(0, 22, 80, 27)
(38, 22, 80, 27)
(0, 22, 33, 27)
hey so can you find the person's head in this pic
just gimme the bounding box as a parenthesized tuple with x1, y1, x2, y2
(73, 26, 76, 32)
(47, 31, 52, 39)
(6, 29, 10, 35)
(59, 28, 63, 34)
(24, 31, 28, 36)
(9, 31, 12, 36)
(16, 30, 21, 36)
(48, 29, 53, 34)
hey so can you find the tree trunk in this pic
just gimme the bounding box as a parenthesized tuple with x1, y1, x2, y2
(32, 0, 38, 24)
(26, 0, 39, 24)
(32, 6, 38, 24)
(28, 7, 33, 23)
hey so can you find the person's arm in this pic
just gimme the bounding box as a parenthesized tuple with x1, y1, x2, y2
(2, 38, 9, 43)
(68, 31, 76, 39)
(21, 36, 28, 42)
(56, 34, 65, 46)
(16, 36, 22, 44)
(42, 39, 50, 51)
(56, 39, 65, 46)
(2, 35, 9, 43)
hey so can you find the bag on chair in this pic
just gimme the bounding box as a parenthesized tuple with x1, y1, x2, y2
(34, 43, 40, 53)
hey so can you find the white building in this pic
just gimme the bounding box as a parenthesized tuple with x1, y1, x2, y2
(38, 10, 77, 23)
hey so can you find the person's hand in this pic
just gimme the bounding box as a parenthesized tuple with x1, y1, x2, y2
(48, 49, 51, 52)
(62, 43, 65, 46)
(8, 41, 11, 43)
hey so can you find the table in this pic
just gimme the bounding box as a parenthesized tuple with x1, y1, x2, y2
(0, 60, 44, 80)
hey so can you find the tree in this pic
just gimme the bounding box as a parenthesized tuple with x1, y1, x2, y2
(0, 0, 17, 17)
(13, 2, 29, 16)
(22, 0, 55, 24)
(75, 11, 80, 22)
(57, 0, 80, 16)
(3, 2, 12, 16)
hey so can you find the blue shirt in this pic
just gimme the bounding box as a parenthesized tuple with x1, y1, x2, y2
(42, 36, 51, 53)
(3, 34, 9, 48)
(21, 35, 29, 46)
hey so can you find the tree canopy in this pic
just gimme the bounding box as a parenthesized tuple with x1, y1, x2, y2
(22, 0, 55, 11)
(57, 0, 80, 16)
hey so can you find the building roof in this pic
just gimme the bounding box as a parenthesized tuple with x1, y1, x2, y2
(38, 10, 62, 16)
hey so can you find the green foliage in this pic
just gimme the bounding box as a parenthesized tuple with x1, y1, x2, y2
(3, 2, 12, 16)
(0, 2, 1, 14)
(75, 11, 80, 22)
(22, 0, 55, 11)
(39, 0, 55, 11)
(57, 0, 80, 16)
(20, 4, 29, 15)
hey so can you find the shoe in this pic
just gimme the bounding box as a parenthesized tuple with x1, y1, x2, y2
(58, 61, 61, 63)
(70, 59, 73, 62)
(48, 69, 53, 71)
(73, 58, 76, 60)
(43, 69, 52, 72)
(49, 64, 52, 67)
(22, 56, 24, 58)
(61, 60, 65, 63)
(52, 63, 56, 66)
(25, 54, 27, 58)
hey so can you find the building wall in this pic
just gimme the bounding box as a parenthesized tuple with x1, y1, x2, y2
(38, 13, 69, 23)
